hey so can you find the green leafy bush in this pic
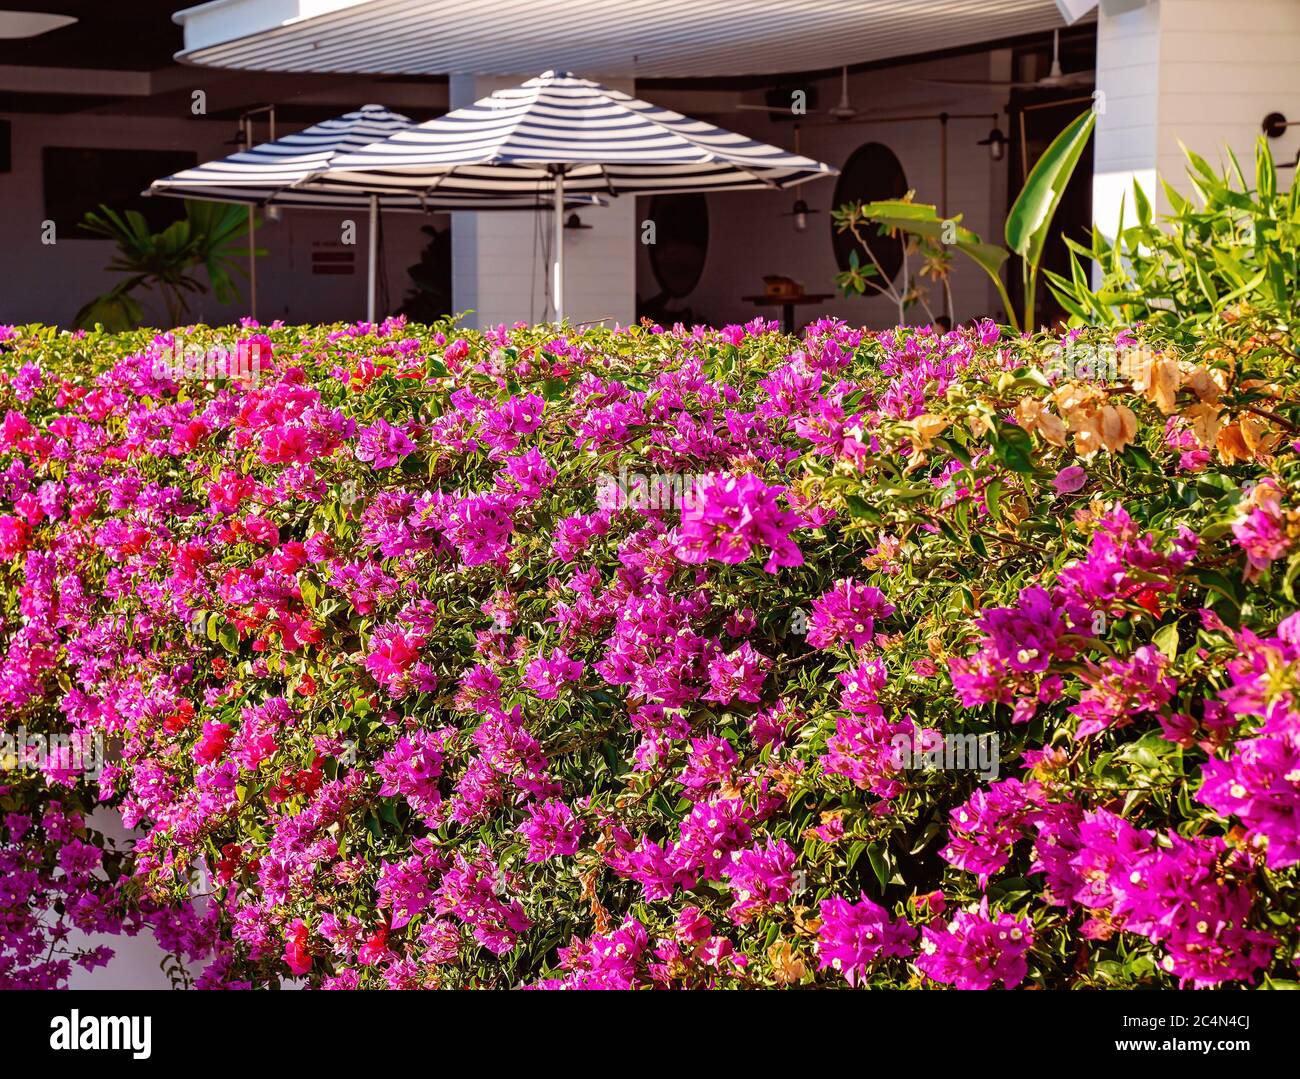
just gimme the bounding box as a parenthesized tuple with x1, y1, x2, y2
(0, 308, 1298, 989)
(1048, 139, 1300, 339)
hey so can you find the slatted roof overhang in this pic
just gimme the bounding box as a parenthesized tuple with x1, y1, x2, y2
(173, 0, 1078, 78)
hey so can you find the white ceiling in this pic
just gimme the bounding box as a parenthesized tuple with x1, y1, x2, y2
(173, 0, 1078, 78)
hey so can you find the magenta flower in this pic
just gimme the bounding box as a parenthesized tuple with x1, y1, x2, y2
(547, 917, 649, 990)
(1199, 733, 1300, 868)
(0, 515, 30, 558)
(1232, 479, 1291, 581)
(551, 509, 610, 562)
(806, 579, 895, 650)
(1066, 813, 1276, 987)
(678, 736, 738, 795)
(816, 893, 915, 985)
(940, 777, 1044, 885)
(375, 731, 446, 820)
(523, 648, 584, 699)
(675, 472, 803, 573)
(748, 699, 800, 748)
(702, 642, 770, 704)
(1056, 504, 1198, 613)
(502, 447, 557, 498)
(948, 584, 1084, 722)
(1069, 645, 1176, 739)
(356, 418, 416, 469)
(518, 799, 583, 862)
(724, 838, 797, 924)
(438, 492, 516, 567)
(1052, 465, 1087, 494)
(915, 900, 1032, 990)
(364, 625, 425, 693)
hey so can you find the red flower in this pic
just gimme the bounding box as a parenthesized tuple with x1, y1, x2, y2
(358, 925, 390, 965)
(283, 919, 313, 976)
(193, 721, 231, 765)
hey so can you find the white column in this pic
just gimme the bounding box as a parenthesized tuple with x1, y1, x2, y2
(449, 74, 637, 329)
(1093, 0, 1300, 240)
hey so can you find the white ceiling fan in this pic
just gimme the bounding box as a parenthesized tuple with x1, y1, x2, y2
(733, 65, 861, 121)
(914, 29, 1093, 90)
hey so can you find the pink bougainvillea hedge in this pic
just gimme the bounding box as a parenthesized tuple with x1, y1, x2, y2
(1, 310, 1298, 989)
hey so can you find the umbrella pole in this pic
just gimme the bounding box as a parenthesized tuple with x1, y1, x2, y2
(367, 194, 379, 324)
(552, 167, 565, 324)
(248, 205, 257, 320)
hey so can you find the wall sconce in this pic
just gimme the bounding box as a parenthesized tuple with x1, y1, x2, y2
(265, 205, 282, 222)
(563, 212, 592, 230)
(1262, 112, 1297, 138)
(977, 127, 1008, 162)
(782, 198, 818, 232)
(1261, 114, 1298, 169)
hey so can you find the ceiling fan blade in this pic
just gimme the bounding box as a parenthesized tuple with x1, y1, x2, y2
(912, 76, 1037, 87)
(734, 103, 826, 115)
(1038, 71, 1095, 87)
(803, 103, 963, 127)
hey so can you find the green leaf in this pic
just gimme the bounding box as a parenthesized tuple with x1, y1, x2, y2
(1151, 620, 1180, 660)
(1133, 179, 1152, 229)
(990, 421, 1036, 474)
(853, 198, 1010, 279)
(1005, 109, 1097, 272)
(866, 844, 890, 890)
(218, 624, 240, 654)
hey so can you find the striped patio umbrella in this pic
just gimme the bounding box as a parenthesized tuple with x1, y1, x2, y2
(322, 73, 837, 320)
(147, 104, 604, 320)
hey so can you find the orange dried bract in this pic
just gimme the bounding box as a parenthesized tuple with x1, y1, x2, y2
(767, 940, 808, 985)
(1014, 397, 1067, 447)
(1216, 422, 1252, 464)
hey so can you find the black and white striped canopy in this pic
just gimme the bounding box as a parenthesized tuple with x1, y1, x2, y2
(148, 104, 602, 212)
(323, 72, 836, 198)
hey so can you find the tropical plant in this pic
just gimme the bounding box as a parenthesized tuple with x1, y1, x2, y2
(832, 195, 1011, 327)
(834, 109, 1096, 332)
(75, 200, 255, 330)
(1047, 138, 1300, 342)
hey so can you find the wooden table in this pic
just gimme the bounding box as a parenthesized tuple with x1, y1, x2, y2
(742, 293, 835, 334)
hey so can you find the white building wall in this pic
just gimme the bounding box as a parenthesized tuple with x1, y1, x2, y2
(1094, 0, 1300, 236)
(644, 49, 1012, 330)
(0, 112, 433, 329)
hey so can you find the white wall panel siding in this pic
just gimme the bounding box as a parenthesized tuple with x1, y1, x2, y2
(1094, 0, 1300, 239)
(174, 0, 1079, 77)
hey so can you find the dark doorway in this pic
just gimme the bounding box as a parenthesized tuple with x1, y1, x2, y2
(830, 142, 909, 293)
(1005, 31, 1097, 328)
